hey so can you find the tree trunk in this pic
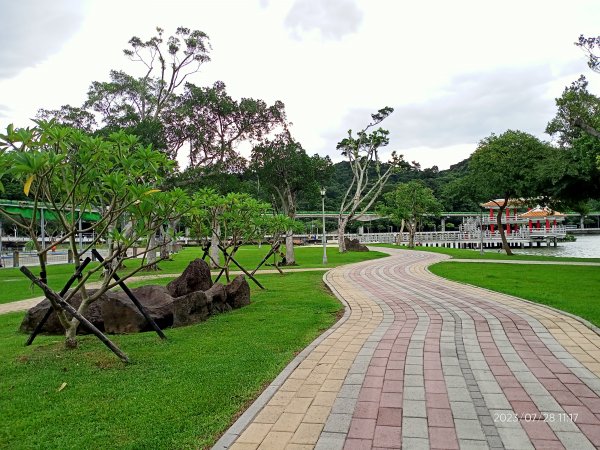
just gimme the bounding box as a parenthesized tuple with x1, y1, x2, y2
(338, 219, 348, 252)
(396, 219, 405, 244)
(210, 224, 220, 269)
(147, 233, 159, 269)
(497, 205, 513, 255)
(284, 230, 296, 265)
(408, 223, 416, 248)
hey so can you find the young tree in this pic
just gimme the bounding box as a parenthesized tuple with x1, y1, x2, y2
(468, 130, 553, 255)
(335, 107, 405, 252)
(250, 133, 331, 265)
(379, 181, 442, 248)
(0, 121, 187, 351)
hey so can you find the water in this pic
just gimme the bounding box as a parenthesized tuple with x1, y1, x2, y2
(509, 234, 600, 259)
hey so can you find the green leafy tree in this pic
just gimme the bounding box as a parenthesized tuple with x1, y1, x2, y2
(335, 107, 405, 252)
(378, 181, 442, 248)
(0, 121, 187, 352)
(250, 133, 331, 265)
(468, 130, 553, 255)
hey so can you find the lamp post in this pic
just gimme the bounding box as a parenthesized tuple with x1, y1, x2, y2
(320, 188, 327, 265)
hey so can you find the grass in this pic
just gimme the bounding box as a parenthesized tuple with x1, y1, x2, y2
(0, 271, 343, 449)
(0, 245, 386, 305)
(372, 243, 600, 262)
(429, 262, 600, 327)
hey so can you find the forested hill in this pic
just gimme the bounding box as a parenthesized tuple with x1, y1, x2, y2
(314, 157, 479, 213)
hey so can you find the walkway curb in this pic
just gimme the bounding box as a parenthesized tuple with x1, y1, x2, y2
(212, 269, 352, 450)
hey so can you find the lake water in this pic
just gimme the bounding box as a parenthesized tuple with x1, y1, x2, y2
(509, 234, 600, 259)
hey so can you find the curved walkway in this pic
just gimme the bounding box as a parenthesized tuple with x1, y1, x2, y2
(216, 248, 600, 450)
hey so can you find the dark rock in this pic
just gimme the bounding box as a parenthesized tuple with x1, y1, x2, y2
(344, 237, 369, 252)
(167, 258, 212, 297)
(225, 275, 251, 309)
(101, 285, 174, 333)
(19, 289, 108, 334)
(205, 283, 230, 314)
(172, 291, 210, 327)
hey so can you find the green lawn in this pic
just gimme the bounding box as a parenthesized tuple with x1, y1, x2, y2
(0, 271, 343, 450)
(372, 243, 600, 262)
(0, 245, 385, 305)
(429, 262, 600, 327)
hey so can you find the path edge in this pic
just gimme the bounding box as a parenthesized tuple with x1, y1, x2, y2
(211, 268, 352, 450)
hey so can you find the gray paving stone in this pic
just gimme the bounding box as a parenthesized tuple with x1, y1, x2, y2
(482, 393, 511, 410)
(341, 384, 363, 401)
(476, 381, 503, 394)
(323, 413, 352, 433)
(403, 417, 428, 438)
(403, 400, 427, 418)
(451, 401, 478, 420)
(331, 396, 357, 413)
(402, 436, 430, 449)
(405, 364, 424, 375)
(314, 432, 346, 450)
(455, 419, 486, 441)
(555, 431, 596, 450)
(404, 374, 423, 387)
(448, 386, 471, 401)
(404, 386, 425, 401)
(459, 439, 492, 450)
(497, 424, 534, 449)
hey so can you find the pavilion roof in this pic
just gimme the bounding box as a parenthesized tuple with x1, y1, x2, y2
(519, 206, 565, 218)
(480, 198, 526, 209)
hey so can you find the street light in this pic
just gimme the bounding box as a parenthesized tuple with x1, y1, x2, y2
(320, 188, 328, 265)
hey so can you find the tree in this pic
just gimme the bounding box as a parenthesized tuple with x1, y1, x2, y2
(250, 133, 331, 265)
(165, 81, 287, 170)
(335, 107, 405, 252)
(468, 130, 553, 255)
(379, 181, 442, 248)
(0, 121, 187, 352)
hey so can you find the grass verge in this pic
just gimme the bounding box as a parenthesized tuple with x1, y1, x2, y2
(0, 271, 342, 449)
(0, 245, 385, 305)
(429, 262, 600, 327)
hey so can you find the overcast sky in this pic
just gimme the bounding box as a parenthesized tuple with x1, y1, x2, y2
(1, 0, 599, 169)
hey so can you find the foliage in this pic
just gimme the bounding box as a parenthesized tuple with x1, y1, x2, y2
(468, 130, 553, 254)
(378, 181, 442, 247)
(335, 107, 406, 251)
(0, 121, 188, 348)
(250, 132, 332, 264)
(165, 81, 287, 171)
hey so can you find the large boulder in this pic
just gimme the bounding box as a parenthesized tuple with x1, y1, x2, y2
(172, 291, 210, 327)
(101, 285, 175, 333)
(205, 283, 230, 314)
(225, 275, 251, 309)
(167, 258, 212, 297)
(19, 289, 108, 334)
(344, 237, 369, 252)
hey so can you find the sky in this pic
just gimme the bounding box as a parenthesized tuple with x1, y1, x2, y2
(1, 0, 599, 170)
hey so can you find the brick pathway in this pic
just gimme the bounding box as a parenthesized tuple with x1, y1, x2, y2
(216, 248, 600, 450)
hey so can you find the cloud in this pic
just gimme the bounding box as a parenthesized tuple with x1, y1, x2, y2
(0, 1, 84, 80)
(284, 0, 363, 40)
(319, 64, 578, 168)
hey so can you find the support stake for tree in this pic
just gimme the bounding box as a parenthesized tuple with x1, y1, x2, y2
(26, 257, 92, 346)
(92, 249, 166, 340)
(217, 244, 265, 289)
(251, 241, 282, 276)
(19, 266, 130, 363)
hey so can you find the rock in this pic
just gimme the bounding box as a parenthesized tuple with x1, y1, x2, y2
(19, 289, 108, 334)
(167, 258, 213, 297)
(101, 285, 174, 333)
(344, 237, 369, 252)
(205, 283, 230, 314)
(225, 275, 251, 309)
(172, 291, 210, 327)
